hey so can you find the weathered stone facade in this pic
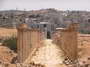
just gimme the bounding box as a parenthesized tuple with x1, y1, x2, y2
(55, 23, 78, 62)
(17, 23, 43, 63)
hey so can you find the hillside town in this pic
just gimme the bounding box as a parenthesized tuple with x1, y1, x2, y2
(0, 9, 90, 34)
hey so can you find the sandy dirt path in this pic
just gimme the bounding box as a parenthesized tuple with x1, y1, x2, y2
(31, 39, 66, 67)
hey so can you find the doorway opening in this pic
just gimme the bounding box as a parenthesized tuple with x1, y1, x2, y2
(47, 31, 51, 39)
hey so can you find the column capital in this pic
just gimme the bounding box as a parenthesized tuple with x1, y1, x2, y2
(17, 23, 28, 30)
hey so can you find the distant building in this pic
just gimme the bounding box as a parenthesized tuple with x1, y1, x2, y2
(28, 20, 56, 39)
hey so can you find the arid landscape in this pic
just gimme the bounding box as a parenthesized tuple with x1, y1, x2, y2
(0, 0, 90, 66)
(0, 23, 89, 67)
(0, 28, 17, 40)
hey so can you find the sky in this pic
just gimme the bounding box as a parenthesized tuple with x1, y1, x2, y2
(0, 0, 90, 11)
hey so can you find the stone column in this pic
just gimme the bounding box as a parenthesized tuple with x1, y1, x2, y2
(57, 23, 78, 62)
(17, 23, 30, 63)
(23, 30, 44, 64)
(17, 23, 43, 63)
(30, 29, 41, 51)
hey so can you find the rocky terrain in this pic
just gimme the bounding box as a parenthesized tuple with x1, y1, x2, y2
(0, 37, 90, 67)
(0, 45, 17, 63)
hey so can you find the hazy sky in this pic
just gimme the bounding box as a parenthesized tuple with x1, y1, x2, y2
(0, 0, 90, 11)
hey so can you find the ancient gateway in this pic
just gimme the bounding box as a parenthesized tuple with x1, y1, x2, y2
(17, 23, 78, 64)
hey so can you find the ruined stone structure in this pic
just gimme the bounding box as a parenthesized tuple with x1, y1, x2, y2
(27, 21, 56, 39)
(17, 23, 43, 63)
(56, 23, 78, 62)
